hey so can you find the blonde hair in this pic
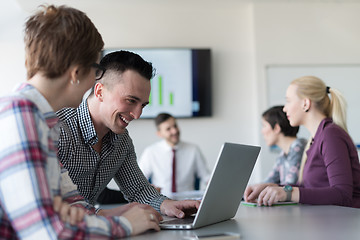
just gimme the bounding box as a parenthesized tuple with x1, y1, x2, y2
(292, 76, 347, 132)
(298, 137, 311, 184)
(292, 76, 348, 183)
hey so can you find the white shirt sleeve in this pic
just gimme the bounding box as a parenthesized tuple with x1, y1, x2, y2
(194, 146, 210, 190)
(138, 147, 153, 179)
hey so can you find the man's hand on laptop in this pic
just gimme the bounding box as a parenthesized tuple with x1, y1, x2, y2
(160, 199, 201, 218)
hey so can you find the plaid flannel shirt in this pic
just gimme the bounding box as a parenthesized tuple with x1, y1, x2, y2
(0, 83, 131, 239)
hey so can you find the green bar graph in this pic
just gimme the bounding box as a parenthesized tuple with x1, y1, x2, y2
(169, 92, 174, 105)
(149, 75, 175, 106)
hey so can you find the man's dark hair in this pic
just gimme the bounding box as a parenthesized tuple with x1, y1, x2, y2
(100, 50, 156, 80)
(155, 113, 174, 128)
(262, 105, 299, 137)
(90, 50, 155, 95)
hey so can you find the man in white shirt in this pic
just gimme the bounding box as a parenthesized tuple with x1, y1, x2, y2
(139, 113, 210, 196)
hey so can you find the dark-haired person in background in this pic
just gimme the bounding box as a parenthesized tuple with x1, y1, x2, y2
(57, 51, 200, 223)
(138, 113, 210, 196)
(261, 106, 307, 185)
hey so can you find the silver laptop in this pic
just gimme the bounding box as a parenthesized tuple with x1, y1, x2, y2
(160, 142, 260, 229)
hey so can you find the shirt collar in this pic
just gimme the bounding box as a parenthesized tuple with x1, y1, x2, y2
(161, 139, 182, 151)
(16, 83, 59, 128)
(77, 98, 122, 146)
(77, 99, 98, 145)
(279, 138, 299, 157)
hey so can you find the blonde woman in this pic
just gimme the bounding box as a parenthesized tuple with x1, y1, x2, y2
(245, 76, 360, 208)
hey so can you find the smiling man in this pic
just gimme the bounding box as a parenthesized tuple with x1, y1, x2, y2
(57, 51, 200, 224)
(139, 113, 210, 196)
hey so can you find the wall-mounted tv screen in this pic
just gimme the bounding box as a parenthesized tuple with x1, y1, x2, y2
(102, 48, 212, 118)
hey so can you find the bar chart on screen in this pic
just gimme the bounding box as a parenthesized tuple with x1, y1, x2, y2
(147, 72, 191, 114)
(136, 49, 193, 118)
(103, 48, 212, 118)
(148, 75, 175, 107)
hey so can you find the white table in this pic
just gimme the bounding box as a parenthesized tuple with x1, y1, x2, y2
(123, 204, 360, 240)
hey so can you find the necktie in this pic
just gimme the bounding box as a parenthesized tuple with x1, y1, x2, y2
(172, 148, 177, 192)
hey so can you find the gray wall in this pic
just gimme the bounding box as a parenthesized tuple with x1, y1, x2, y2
(3, 0, 360, 183)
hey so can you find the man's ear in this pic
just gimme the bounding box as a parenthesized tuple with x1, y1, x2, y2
(94, 82, 104, 101)
(156, 130, 164, 138)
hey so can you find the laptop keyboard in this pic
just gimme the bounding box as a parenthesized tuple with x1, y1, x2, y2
(161, 216, 195, 225)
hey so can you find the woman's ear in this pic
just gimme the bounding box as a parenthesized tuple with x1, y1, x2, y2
(68, 65, 81, 85)
(274, 123, 282, 134)
(303, 98, 311, 112)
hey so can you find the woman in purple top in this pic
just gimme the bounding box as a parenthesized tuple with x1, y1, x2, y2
(245, 76, 360, 208)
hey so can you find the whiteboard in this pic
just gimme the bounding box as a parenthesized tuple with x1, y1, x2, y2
(266, 65, 360, 145)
